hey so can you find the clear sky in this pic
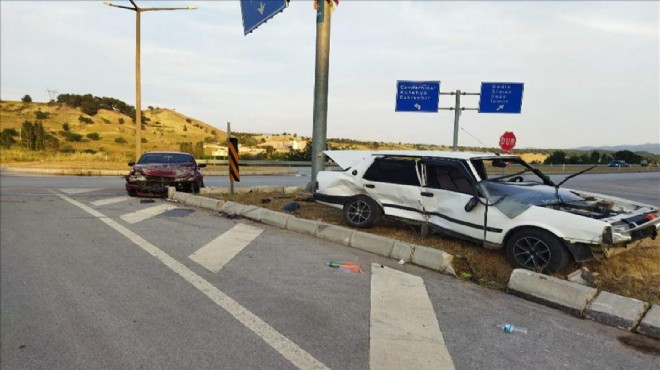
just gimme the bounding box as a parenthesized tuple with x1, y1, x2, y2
(1, 1, 658, 149)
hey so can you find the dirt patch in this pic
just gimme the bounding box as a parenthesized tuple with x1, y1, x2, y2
(204, 190, 660, 305)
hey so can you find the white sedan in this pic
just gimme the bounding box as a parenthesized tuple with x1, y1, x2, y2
(313, 150, 660, 273)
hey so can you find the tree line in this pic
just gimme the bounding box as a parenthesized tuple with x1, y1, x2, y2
(543, 150, 645, 165)
(56, 93, 135, 118)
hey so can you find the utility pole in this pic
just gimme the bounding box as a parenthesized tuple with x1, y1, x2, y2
(104, 1, 197, 162)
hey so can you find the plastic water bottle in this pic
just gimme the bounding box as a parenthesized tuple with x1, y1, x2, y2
(497, 323, 527, 334)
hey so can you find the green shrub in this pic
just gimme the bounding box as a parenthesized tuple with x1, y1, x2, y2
(86, 132, 101, 141)
(82, 149, 97, 154)
(60, 145, 75, 153)
(35, 110, 50, 119)
(114, 137, 127, 144)
(63, 132, 83, 142)
(78, 115, 94, 124)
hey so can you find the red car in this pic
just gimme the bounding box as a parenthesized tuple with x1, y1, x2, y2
(125, 151, 206, 196)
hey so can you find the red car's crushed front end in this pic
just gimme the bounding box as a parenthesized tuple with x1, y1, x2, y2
(125, 152, 205, 197)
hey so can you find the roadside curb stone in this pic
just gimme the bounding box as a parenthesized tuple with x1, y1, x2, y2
(261, 209, 290, 229)
(507, 269, 598, 317)
(350, 231, 395, 258)
(411, 246, 454, 275)
(585, 291, 650, 331)
(316, 224, 352, 246)
(635, 305, 660, 340)
(286, 217, 322, 236)
(391, 241, 414, 263)
(240, 205, 265, 221)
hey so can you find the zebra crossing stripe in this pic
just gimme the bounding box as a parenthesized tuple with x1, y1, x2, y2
(58, 188, 99, 194)
(91, 196, 131, 206)
(120, 203, 178, 224)
(370, 263, 455, 370)
(189, 223, 263, 273)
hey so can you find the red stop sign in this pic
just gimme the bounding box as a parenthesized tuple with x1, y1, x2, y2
(499, 131, 517, 152)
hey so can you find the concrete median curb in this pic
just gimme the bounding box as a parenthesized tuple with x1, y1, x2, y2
(507, 269, 598, 317)
(585, 291, 650, 331)
(167, 187, 456, 275)
(635, 305, 660, 340)
(507, 269, 660, 340)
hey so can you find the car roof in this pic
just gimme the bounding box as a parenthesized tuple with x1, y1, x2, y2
(324, 150, 518, 169)
(141, 151, 192, 155)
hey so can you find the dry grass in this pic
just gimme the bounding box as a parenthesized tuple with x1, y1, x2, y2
(0, 101, 225, 159)
(206, 190, 660, 304)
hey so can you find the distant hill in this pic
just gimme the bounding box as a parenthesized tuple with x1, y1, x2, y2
(0, 100, 227, 159)
(575, 143, 660, 155)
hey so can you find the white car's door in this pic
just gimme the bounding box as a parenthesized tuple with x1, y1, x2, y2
(360, 157, 426, 223)
(419, 161, 501, 243)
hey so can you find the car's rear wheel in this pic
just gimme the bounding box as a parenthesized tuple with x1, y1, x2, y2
(343, 196, 382, 228)
(505, 228, 570, 273)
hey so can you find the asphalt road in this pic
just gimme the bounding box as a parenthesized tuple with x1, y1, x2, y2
(1, 174, 659, 369)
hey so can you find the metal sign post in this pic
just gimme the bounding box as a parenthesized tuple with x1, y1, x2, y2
(438, 90, 479, 151)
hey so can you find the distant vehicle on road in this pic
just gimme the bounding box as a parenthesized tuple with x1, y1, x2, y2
(125, 151, 206, 196)
(608, 160, 630, 167)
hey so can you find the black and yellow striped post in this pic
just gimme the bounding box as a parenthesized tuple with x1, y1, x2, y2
(228, 137, 240, 193)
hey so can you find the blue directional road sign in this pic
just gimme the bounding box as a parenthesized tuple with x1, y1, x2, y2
(241, 0, 288, 35)
(395, 80, 440, 112)
(478, 82, 524, 113)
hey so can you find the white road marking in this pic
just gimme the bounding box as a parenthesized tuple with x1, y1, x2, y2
(59, 188, 99, 194)
(189, 223, 263, 273)
(370, 263, 455, 370)
(52, 190, 328, 370)
(91, 196, 131, 207)
(120, 203, 178, 224)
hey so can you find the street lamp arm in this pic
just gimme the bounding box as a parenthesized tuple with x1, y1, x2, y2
(103, 1, 197, 12)
(141, 6, 198, 11)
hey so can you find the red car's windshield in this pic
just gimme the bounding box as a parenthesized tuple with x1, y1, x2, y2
(138, 153, 195, 165)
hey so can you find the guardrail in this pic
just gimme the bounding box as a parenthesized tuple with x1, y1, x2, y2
(198, 159, 311, 167)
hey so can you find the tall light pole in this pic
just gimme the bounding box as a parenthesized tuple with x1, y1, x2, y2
(104, 1, 197, 162)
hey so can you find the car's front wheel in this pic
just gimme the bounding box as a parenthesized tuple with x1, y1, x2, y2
(505, 228, 570, 273)
(343, 196, 382, 228)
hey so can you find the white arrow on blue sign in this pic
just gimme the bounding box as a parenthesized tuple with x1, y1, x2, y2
(395, 80, 440, 113)
(241, 0, 288, 35)
(478, 82, 524, 113)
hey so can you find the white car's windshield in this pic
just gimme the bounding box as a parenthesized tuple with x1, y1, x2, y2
(472, 157, 582, 218)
